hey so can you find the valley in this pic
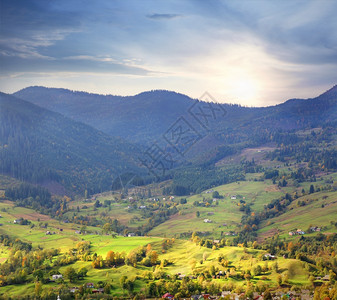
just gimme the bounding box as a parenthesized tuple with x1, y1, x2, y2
(0, 86, 337, 299)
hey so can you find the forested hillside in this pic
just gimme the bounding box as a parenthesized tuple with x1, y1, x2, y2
(0, 93, 145, 195)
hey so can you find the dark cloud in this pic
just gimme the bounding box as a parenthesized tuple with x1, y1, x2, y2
(0, 55, 154, 77)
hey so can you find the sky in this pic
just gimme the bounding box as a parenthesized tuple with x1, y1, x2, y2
(0, 0, 337, 106)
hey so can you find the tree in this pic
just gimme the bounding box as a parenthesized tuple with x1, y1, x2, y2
(273, 261, 279, 273)
(149, 251, 158, 265)
(146, 282, 157, 297)
(104, 283, 112, 294)
(180, 198, 187, 204)
(106, 250, 115, 266)
(125, 279, 135, 295)
(77, 267, 87, 279)
(263, 289, 273, 300)
(212, 191, 220, 198)
(309, 184, 315, 194)
(287, 261, 297, 278)
(287, 241, 294, 252)
(253, 265, 262, 276)
(33, 269, 44, 281)
(120, 275, 128, 294)
(80, 225, 87, 233)
(64, 266, 77, 282)
(103, 223, 112, 234)
(34, 281, 43, 297)
(196, 211, 200, 218)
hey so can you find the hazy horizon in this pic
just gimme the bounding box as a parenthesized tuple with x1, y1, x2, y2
(4, 84, 336, 108)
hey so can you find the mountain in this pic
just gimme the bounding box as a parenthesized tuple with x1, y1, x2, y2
(0, 92, 145, 195)
(7, 85, 337, 195)
(13, 88, 196, 144)
(13, 85, 337, 146)
(265, 85, 337, 128)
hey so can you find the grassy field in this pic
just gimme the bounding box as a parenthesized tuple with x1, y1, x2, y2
(149, 179, 285, 237)
(0, 201, 162, 258)
(81, 235, 162, 256)
(0, 236, 311, 298)
(258, 188, 337, 241)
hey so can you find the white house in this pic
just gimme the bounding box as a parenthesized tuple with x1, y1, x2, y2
(52, 274, 63, 280)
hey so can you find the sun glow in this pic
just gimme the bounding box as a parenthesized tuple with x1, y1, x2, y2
(216, 71, 261, 106)
(229, 75, 259, 104)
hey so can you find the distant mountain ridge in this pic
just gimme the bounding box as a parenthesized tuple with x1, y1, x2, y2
(13, 87, 196, 144)
(13, 85, 337, 145)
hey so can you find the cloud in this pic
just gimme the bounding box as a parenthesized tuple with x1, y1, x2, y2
(147, 13, 182, 20)
(1, 0, 337, 105)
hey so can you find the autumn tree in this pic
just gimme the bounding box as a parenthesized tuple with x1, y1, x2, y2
(106, 250, 115, 267)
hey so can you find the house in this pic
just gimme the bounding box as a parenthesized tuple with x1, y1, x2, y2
(86, 282, 94, 288)
(162, 293, 174, 299)
(213, 239, 220, 244)
(203, 219, 212, 223)
(52, 274, 63, 280)
(139, 205, 146, 209)
(310, 226, 321, 232)
(128, 233, 136, 237)
(253, 292, 264, 300)
(69, 287, 79, 293)
(322, 275, 330, 281)
(230, 195, 237, 200)
(224, 231, 237, 236)
(264, 253, 276, 260)
(221, 291, 231, 298)
(92, 288, 104, 294)
(289, 231, 295, 236)
(46, 231, 51, 235)
(296, 229, 305, 235)
(13, 219, 20, 224)
(75, 230, 81, 234)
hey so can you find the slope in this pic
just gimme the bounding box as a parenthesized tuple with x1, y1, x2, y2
(0, 92, 145, 195)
